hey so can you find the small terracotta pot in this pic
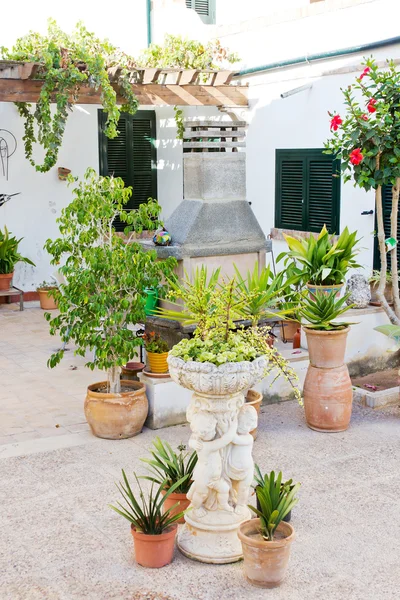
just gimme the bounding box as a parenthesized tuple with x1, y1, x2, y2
(131, 524, 177, 568)
(147, 351, 169, 374)
(121, 362, 145, 381)
(280, 320, 300, 342)
(37, 288, 58, 310)
(307, 283, 343, 298)
(304, 327, 349, 369)
(0, 272, 13, 291)
(245, 389, 262, 440)
(84, 380, 148, 439)
(161, 489, 190, 524)
(369, 281, 393, 305)
(238, 519, 295, 588)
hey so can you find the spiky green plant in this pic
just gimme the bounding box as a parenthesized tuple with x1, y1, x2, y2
(300, 291, 355, 331)
(249, 469, 300, 541)
(109, 470, 187, 534)
(0, 226, 35, 274)
(140, 438, 197, 494)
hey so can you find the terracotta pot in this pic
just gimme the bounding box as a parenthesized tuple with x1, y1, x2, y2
(303, 364, 353, 432)
(238, 518, 295, 588)
(0, 272, 13, 291)
(37, 288, 58, 310)
(280, 320, 300, 342)
(131, 524, 177, 568)
(147, 351, 169, 374)
(369, 281, 393, 305)
(307, 283, 343, 298)
(305, 327, 349, 369)
(84, 380, 148, 439)
(161, 489, 190, 524)
(121, 362, 145, 381)
(245, 389, 262, 440)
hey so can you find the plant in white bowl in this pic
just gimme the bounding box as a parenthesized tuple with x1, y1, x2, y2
(157, 267, 301, 564)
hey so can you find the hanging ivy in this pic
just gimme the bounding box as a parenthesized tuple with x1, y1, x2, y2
(1, 20, 139, 172)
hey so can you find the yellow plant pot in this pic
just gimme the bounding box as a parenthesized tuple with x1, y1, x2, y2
(147, 351, 169, 374)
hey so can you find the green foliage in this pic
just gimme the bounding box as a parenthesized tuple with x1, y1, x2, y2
(36, 280, 57, 291)
(130, 199, 163, 233)
(137, 35, 239, 70)
(300, 291, 355, 331)
(325, 58, 400, 190)
(109, 470, 187, 534)
(43, 168, 176, 392)
(143, 331, 169, 354)
(369, 269, 393, 284)
(249, 469, 300, 541)
(2, 20, 139, 172)
(140, 437, 197, 494)
(0, 226, 35, 274)
(174, 106, 185, 140)
(374, 324, 400, 345)
(278, 225, 361, 285)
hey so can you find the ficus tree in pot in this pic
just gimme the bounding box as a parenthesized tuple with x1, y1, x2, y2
(44, 169, 176, 437)
(326, 58, 400, 324)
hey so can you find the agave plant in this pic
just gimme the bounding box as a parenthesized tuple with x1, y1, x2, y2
(0, 226, 35, 274)
(109, 470, 187, 534)
(140, 437, 197, 494)
(249, 469, 300, 541)
(300, 291, 355, 331)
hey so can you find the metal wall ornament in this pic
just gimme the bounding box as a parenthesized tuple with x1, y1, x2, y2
(0, 129, 17, 180)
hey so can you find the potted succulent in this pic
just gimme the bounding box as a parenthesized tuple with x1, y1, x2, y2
(44, 169, 176, 440)
(143, 331, 170, 373)
(0, 226, 35, 290)
(253, 464, 294, 523)
(300, 291, 355, 432)
(279, 225, 361, 296)
(110, 470, 186, 568)
(369, 270, 394, 306)
(36, 280, 58, 310)
(238, 470, 300, 588)
(141, 437, 197, 523)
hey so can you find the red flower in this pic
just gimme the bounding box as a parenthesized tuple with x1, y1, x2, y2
(367, 98, 377, 113)
(359, 67, 371, 81)
(330, 115, 343, 131)
(360, 113, 368, 121)
(349, 148, 364, 166)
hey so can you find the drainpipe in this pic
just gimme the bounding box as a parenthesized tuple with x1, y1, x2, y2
(235, 36, 400, 77)
(146, 0, 152, 46)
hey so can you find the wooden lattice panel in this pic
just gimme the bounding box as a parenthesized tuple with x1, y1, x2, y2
(182, 120, 246, 152)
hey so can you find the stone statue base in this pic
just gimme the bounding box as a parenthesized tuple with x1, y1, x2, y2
(177, 509, 251, 564)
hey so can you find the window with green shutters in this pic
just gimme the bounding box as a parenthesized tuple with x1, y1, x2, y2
(275, 149, 341, 234)
(185, 0, 216, 24)
(373, 185, 400, 270)
(98, 110, 157, 230)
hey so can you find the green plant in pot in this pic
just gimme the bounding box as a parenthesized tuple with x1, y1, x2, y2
(141, 437, 197, 523)
(238, 469, 300, 588)
(44, 168, 176, 440)
(0, 226, 35, 291)
(36, 280, 58, 310)
(253, 464, 294, 523)
(278, 225, 361, 296)
(369, 270, 394, 305)
(300, 291, 356, 432)
(110, 470, 187, 568)
(143, 331, 170, 374)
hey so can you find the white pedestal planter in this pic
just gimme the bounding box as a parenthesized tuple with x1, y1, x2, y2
(168, 354, 268, 564)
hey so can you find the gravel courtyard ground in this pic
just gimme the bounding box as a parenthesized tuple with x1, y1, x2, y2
(1, 304, 399, 600)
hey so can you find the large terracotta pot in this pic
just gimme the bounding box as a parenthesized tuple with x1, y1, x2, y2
(161, 489, 191, 524)
(238, 519, 295, 588)
(280, 320, 300, 342)
(307, 283, 343, 298)
(84, 380, 148, 439)
(0, 272, 13, 290)
(303, 327, 353, 432)
(147, 351, 169, 373)
(245, 389, 262, 439)
(131, 524, 177, 568)
(38, 288, 58, 310)
(305, 327, 349, 369)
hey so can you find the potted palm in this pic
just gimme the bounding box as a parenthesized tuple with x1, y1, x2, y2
(44, 169, 176, 440)
(110, 470, 186, 568)
(36, 280, 58, 310)
(238, 470, 300, 588)
(141, 437, 197, 523)
(143, 332, 170, 373)
(0, 226, 35, 290)
(279, 225, 361, 296)
(300, 291, 355, 432)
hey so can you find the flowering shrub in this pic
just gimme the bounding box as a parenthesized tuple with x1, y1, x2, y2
(143, 332, 169, 354)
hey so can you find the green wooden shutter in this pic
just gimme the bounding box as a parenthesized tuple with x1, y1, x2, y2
(275, 149, 340, 234)
(186, 0, 216, 23)
(373, 185, 400, 270)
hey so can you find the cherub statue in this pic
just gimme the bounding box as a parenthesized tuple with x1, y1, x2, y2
(187, 411, 238, 518)
(225, 404, 258, 515)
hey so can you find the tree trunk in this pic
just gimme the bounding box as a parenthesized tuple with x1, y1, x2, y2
(375, 183, 400, 325)
(108, 366, 121, 394)
(390, 179, 400, 319)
